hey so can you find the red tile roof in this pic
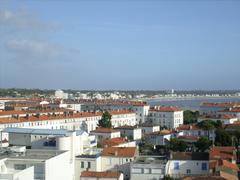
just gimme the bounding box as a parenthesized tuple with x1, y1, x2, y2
(210, 146, 236, 161)
(102, 147, 136, 157)
(218, 159, 239, 171)
(150, 107, 182, 112)
(99, 137, 126, 147)
(91, 128, 119, 133)
(80, 171, 121, 178)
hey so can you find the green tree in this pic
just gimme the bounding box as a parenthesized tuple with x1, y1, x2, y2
(169, 138, 187, 152)
(195, 137, 212, 152)
(98, 111, 112, 128)
(197, 120, 216, 139)
(215, 129, 232, 146)
(183, 110, 199, 124)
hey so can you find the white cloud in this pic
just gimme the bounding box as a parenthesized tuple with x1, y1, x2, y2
(6, 39, 75, 61)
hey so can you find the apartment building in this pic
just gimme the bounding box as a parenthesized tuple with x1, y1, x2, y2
(148, 107, 183, 129)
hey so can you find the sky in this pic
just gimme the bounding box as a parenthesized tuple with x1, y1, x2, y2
(0, 1, 240, 90)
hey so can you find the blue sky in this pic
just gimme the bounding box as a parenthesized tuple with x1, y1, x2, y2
(0, 1, 240, 90)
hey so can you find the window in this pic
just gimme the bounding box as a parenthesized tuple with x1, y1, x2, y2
(87, 162, 91, 168)
(186, 169, 191, 174)
(81, 162, 84, 168)
(202, 163, 207, 170)
(174, 162, 179, 170)
(14, 164, 26, 170)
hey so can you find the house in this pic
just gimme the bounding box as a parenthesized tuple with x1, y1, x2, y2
(114, 126, 142, 141)
(140, 124, 160, 135)
(144, 130, 172, 146)
(165, 152, 209, 178)
(130, 156, 166, 180)
(209, 146, 237, 163)
(101, 147, 137, 179)
(75, 150, 102, 180)
(80, 171, 124, 180)
(148, 106, 183, 129)
(90, 128, 120, 141)
(176, 124, 215, 141)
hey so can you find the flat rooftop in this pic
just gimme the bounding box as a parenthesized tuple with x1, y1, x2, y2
(0, 149, 66, 161)
(3, 127, 86, 136)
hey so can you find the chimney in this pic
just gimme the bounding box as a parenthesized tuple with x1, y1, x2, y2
(114, 150, 118, 156)
(190, 125, 192, 130)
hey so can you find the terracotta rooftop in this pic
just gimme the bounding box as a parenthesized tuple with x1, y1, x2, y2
(170, 152, 209, 160)
(91, 128, 119, 133)
(80, 171, 121, 178)
(150, 107, 182, 112)
(102, 147, 136, 157)
(210, 146, 236, 161)
(99, 137, 126, 147)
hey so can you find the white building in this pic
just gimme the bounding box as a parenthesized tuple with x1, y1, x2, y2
(140, 124, 160, 135)
(176, 124, 215, 141)
(0, 147, 73, 180)
(55, 89, 68, 99)
(144, 130, 172, 146)
(131, 156, 166, 180)
(90, 128, 121, 141)
(101, 147, 137, 180)
(75, 150, 102, 180)
(0, 110, 137, 139)
(2, 128, 97, 155)
(165, 152, 209, 178)
(148, 107, 183, 129)
(114, 126, 142, 141)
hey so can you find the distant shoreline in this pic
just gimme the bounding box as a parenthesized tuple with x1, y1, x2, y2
(138, 95, 240, 102)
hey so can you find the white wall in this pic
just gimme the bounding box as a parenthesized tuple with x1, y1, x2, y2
(166, 160, 209, 178)
(45, 151, 73, 180)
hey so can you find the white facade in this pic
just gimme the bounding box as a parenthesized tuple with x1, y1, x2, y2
(141, 125, 160, 135)
(55, 89, 68, 99)
(0, 111, 137, 139)
(131, 156, 166, 180)
(145, 132, 172, 146)
(115, 127, 142, 141)
(166, 160, 209, 178)
(148, 108, 183, 129)
(90, 130, 121, 141)
(0, 148, 73, 180)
